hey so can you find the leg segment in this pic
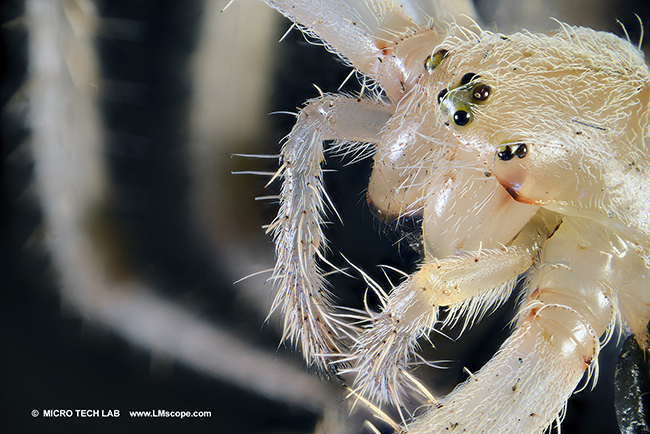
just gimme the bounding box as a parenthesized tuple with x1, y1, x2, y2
(343, 211, 559, 408)
(407, 218, 623, 434)
(268, 94, 393, 369)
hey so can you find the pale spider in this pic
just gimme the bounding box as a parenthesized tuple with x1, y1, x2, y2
(262, 0, 650, 432)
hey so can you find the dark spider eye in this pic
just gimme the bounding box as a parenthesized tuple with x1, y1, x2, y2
(460, 72, 478, 85)
(515, 144, 528, 158)
(472, 84, 491, 102)
(453, 110, 471, 126)
(497, 145, 513, 161)
(424, 49, 449, 71)
(437, 88, 448, 104)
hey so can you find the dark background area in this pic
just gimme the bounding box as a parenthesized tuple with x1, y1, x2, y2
(0, 1, 319, 433)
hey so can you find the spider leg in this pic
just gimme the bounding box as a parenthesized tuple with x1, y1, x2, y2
(407, 217, 632, 434)
(268, 94, 393, 370)
(264, 0, 478, 103)
(342, 211, 559, 409)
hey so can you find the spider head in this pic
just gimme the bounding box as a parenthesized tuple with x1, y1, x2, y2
(367, 73, 538, 256)
(422, 28, 647, 223)
(368, 26, 647, 255)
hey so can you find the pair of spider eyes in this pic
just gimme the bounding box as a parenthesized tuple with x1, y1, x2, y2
(436, 73, 488, 101)
(497, 143, 528, 160)
(436, 73, 491, 126)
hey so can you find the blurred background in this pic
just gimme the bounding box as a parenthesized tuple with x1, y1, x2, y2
(1, 0, 648, 433)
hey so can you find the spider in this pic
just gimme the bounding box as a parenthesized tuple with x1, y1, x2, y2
(262, 0, 650, 432)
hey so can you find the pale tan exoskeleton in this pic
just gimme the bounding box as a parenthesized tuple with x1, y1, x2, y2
(262, 0, 650, 432)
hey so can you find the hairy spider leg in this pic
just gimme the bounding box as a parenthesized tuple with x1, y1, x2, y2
(268, 94, 393, 369)
(407, 216, 649, 433)
(341, 211, 559, 409)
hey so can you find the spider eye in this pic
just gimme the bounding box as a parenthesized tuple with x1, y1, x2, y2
(437, 88, 448, 104)
(497, 145, 513, 161)
(460, 72, 478, 85)
(472, 84, 491, 102)
(497, 143, 528, 161)
(453, 110, 471, 126)
(515, 144, 528, 158)
(424, 49, 449, 71)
